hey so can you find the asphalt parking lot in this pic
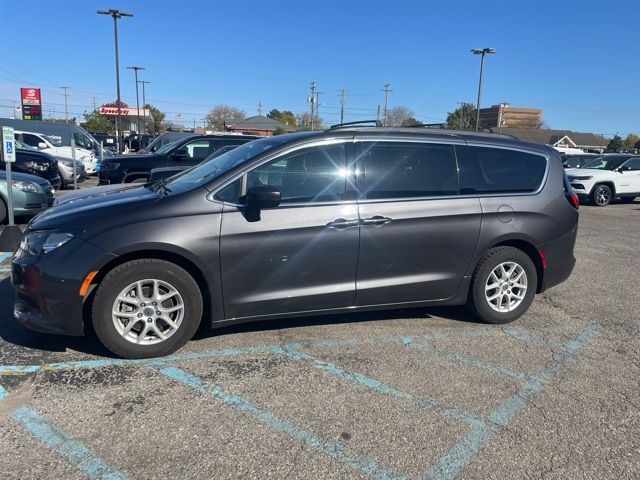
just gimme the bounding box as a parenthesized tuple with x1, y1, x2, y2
(0, 200, 638, 479)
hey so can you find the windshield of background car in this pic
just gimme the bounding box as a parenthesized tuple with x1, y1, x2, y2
(162, 136, 288, 191)
(73, 132, 95, 150)
(154, 141, 180, 155)
(44, 135, 63, 146)
(15, 140, 37, 150)
(582, 156, 626, 170)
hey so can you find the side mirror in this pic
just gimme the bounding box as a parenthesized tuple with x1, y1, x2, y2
(37, 142, 48, 149)
(246, 185, 281, 210)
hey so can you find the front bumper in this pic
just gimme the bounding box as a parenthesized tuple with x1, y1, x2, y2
(11, 236, 116, 336)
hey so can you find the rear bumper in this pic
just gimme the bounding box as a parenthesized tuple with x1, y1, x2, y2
(540, 255, 575, 292)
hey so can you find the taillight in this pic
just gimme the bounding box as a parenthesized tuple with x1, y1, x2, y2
(538, 248, 548, 269)
(567, 192, 579, 210)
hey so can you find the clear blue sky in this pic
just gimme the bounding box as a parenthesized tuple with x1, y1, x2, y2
(0, 0, 638, 136)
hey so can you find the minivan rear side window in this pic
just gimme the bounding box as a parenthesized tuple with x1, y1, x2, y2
(456, 146, 547, 194)
(358, 142, 458, 199)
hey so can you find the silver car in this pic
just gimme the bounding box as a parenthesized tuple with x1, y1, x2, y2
(0, 171, 54, 223)
(56, 157, 86, 189)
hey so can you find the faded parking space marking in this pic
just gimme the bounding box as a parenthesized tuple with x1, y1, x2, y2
(0, 324, 600, 479)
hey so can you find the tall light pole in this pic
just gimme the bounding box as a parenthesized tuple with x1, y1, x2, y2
(127, 66, 145, 137)
(60, 86, 70, 123)
(471, 48, 496, 131)
(138, 80, 150, 132)
(98, 8, 133, 154)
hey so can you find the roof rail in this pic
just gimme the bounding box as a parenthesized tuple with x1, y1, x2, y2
(329, 119, 382, 129)
(404, 123, 448, 129)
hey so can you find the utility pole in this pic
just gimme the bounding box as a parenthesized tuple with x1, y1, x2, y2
(315, 90, 322, 129)
(138, 80, 150, 132)
(92, 96, 98, 111)
(98, 8, 134, 154)
(127, 66, 145, 136)
(457, 101, 466, 130)
(257, 101, 263, 116)
(382, 83, 392, 126)
(338, 88, 348, 124)
(376, 105, 380, 123)
(309, 81, 317, 130)
(61, 86, 70, 123)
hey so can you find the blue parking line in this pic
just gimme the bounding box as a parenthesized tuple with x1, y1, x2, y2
(279, 346, 484, 428)
(422, 324, 600, 480)
(400, 339, 529, 381)
(158, 364, 407, 480)
(12, 406, 127, 480)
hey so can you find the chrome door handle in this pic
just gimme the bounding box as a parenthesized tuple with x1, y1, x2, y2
(361, 215, 392, 226)
(326, 218, 360, 230)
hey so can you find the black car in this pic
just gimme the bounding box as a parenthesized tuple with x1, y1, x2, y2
(561, 154, 600, 169)
(99, 134, 258, 184)
(2, 148, 62, 190)
(12, 125, 579, 359)
(148, 145, 240, 182)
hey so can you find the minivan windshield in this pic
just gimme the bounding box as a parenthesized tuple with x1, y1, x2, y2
(162, 136, 289, 190)
(582, 156, 627, 171)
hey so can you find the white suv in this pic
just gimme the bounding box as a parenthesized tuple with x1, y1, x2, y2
(566, 155, 640, 206)
(14, 131, 97, 174)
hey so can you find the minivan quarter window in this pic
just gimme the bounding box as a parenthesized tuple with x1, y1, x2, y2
(456, 145, 547, 194)
(358, 141, 458, 199)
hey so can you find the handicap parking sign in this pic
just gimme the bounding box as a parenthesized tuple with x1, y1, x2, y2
(2, 126, 15, 163)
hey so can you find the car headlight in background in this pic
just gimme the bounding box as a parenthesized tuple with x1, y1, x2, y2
(569, 176, 593, 181)
(101, 163, 120, 170)
(19, 231, 75, 256)
(11, 181, 40, 193)
(24, 161, 49, 172)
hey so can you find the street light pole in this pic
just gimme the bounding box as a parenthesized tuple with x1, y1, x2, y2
(98, 8, 133, 154)
(138, 80, 150, 132)
(127, 66, 145, 139)
(471, 48, 496, 131)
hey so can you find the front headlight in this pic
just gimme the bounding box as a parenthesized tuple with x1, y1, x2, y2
(101, 162, 120, 170)
(569, 176, 593, 181)
(20, 231, 75, 256)
(61, 159, 75, 167)
(12, 181, 39, 193)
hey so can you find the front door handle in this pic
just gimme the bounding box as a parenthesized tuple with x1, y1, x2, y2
(326, 218, 360, 230)
(361, 215, 392, 226)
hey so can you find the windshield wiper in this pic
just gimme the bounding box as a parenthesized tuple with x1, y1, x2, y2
(147, 178, 172, 194)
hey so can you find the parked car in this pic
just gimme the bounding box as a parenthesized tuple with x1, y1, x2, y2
(12, 126, 579, 358)
(14, 130, 97, 175)
(148, 145, 239, 182)
(126, 133, 153, 151)
(2, 148, 61, 190)
(98, 134, 258, 184)
(139, 131, 194, 154)
(566, 155, 640, 206)
(561, 154, 600, 169)
(57, 157, 86, 189)
(0, 171, 54, 223)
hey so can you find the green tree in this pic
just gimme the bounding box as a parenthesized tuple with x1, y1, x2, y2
(271, 126, 287, 136)
(623, 133, 639, 149)
(607, 135, 624, 153)
(401, 116, 421, 127)
(145, 104, 165, 135)
(446, 103, 477, 130)
(81, 109, 114, 134)
(267, 109, 296, 127)
(205, 105, 246, 131)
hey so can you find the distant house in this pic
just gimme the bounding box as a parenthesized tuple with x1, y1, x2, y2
(227, 115, 296, 136)
(499, 128, 607, 153)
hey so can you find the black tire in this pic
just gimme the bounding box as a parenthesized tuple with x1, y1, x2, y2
(0, 197, 6, 225)
(467, 246, 537, 324)
(591, 184, 612, 206)
(620, 197, 636, 204)
(92, 259, 203, 358)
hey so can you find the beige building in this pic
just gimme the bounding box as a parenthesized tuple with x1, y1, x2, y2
(479, 104, 542, 129)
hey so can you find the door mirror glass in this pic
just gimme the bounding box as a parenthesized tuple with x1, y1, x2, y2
(246, 184, 281, 210)
(37, 142, 48, 149)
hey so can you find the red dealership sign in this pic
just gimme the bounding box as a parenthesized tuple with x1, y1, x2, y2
(99, 106, 149, 117)
(20, 87, 42, 120)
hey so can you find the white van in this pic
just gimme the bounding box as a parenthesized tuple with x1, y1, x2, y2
(14, 130, 97, 174)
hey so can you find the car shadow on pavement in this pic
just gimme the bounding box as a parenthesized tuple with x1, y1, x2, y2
(0, 276, 483, 358)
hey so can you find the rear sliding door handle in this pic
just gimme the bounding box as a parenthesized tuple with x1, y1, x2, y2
(361, 215, 392, 226)
(326, 218, 360, 230)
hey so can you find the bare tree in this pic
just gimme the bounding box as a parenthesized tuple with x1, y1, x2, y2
(384, 106, 416, 127)
(205, 105, 246, 131)
(296, 112, 323, 131)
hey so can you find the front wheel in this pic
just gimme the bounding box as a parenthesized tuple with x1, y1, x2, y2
(92, 259, 203, 358)
(467, 246, 537, 324)
(591, 184, 612, 206)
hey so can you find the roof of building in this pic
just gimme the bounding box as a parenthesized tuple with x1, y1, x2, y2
(229, 115, 296, 132)
(500, 128, 606, 147)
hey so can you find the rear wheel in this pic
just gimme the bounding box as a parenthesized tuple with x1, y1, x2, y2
(92, 259, 203, 358)
(591, 184, 612, 206)
(467, 246, 537, 324)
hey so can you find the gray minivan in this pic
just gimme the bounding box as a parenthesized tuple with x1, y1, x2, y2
(12, 125, 579, 358)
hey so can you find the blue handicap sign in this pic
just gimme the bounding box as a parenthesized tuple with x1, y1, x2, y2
(5, 141, 12, 154)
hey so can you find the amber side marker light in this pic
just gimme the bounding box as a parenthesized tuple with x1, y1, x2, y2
(79, 271, 98, 296)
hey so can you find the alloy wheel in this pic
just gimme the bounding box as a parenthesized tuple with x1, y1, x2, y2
(485, 262, 528, 313)
(594, 185, 611, 206)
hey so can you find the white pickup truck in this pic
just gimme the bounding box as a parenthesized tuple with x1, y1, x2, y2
(566, 155, 640, 206)
(14, 130, 97, 174)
